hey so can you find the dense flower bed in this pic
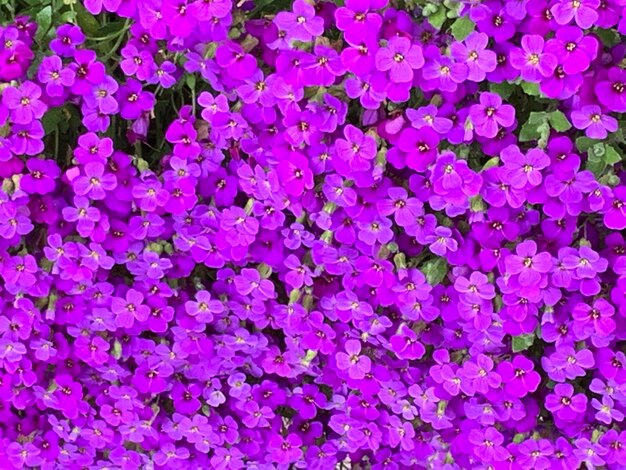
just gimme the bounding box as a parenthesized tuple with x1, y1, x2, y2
(0, 0, 625, 468)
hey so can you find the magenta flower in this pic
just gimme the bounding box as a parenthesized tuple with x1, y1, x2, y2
(2, 81, 47, 124)
(375, 36, 424, 83)
(450, 32, 497, 82)
(545, 383, 588, 421)
(335, 0, 384, 44)
(72, 162, 117, 200)
(21, 159, 60, 194)
(498, 355, 541, 397)
(509, 35, 558, 82)
(545, 26, 599, 75)
(469, 92, 515, 138)
(274, 0, 324, 42)
(595, 67, 626, 113)
(571, 105, 618, 139)
(551, 0, 600, 29)
(335, 339, 371, 380)
(504, 240, 553, 286)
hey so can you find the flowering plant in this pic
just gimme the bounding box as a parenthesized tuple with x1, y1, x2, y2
(0, 0, 625, 468)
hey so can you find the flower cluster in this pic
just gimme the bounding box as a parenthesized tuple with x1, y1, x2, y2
(0, 0, 625, 468)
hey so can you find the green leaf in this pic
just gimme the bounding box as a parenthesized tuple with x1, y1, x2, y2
(35, 6, 53, 45)
(512, 333, 535, 353)
(185, 73, 196, 91)
(604, 145, 622, 166)
(93, 20, 127, 38)
(42, 108, 64, 134)
(421, 258, 449, 285)
(450, 16, 475, 41)
(490, 82, 514, 100)
(576, 136, 595, 152)
(586, 144, 623, 177)
(427, 6, 447, 30)
(595, 28, 620, 47)
(519, 112, 548, 142)
(548, 110, 571, 132)
(520, 81, 540, 96)
(585, 157, 605, 178)
(75, 3, 100, 36)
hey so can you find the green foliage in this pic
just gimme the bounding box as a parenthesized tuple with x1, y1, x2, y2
(450, 16, 474, 41)
(518, 111, 571, 147)
(421, 258, 449, 285)
(35, 5, 53, 45)
(490, 82, 515, 100)
(586, 143, 623, 177)
(512, 333, 535, 353)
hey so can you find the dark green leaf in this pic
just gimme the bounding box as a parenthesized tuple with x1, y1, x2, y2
(42, 108, 64, 134)
(93, 20, 127, 38)
(450, 16, 475, 41)
(490, 82, 514, 100)
(576, 136, 595, 152)
(35, 6, 53, 45)
(595, 28, 620, 47)
(75, 3, 100, 36)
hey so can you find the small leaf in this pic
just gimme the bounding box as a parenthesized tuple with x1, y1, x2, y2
(490, 82, 514, 100)
(75, 3, 100, 36)
(450, 16, 475, 41)
(520, 81, 540, 96)
(576, 136, 595, 152)
(427, 7, 448, 30)
(519, 113, 549, 142)
(41, 108, 64, 134)
(93, 20, 127, 38)
(604, 145, 622, 166)
(35, 6, 53, 44)
(421, 258, 449, 285)
(512, 333, 535, 352)
(548, 110, 572, 132)
(595, 28, 620, 47)
(185, 73, 196, 91)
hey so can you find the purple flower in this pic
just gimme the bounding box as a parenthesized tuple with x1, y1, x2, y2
(551, 0, 600, 29)
(274, 0, 324, 42)
(498, 355, 541, 397)
(509, 35, 558, 82)
(84, 76, 119, 114)
(21, 159, 60, 194)
(72, 162, 117, 200)
(595, 67, 626, 113)
(469, 92, 515, 138)
(37, 55, 76, 97)
(375, 36, 424, 83)
(501, 145, 550, 188)
(505, 240, 553, 285)
(571, 105, 618, 139)
(450, 32, 497, 82)
(545, 383, 588, 421)
(335, 339, 371, 379)
(425, 226, 458, 256)
(268, 433, 303, 465)
(111, 288, 150, 328)
(2, 81, 47, 124)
